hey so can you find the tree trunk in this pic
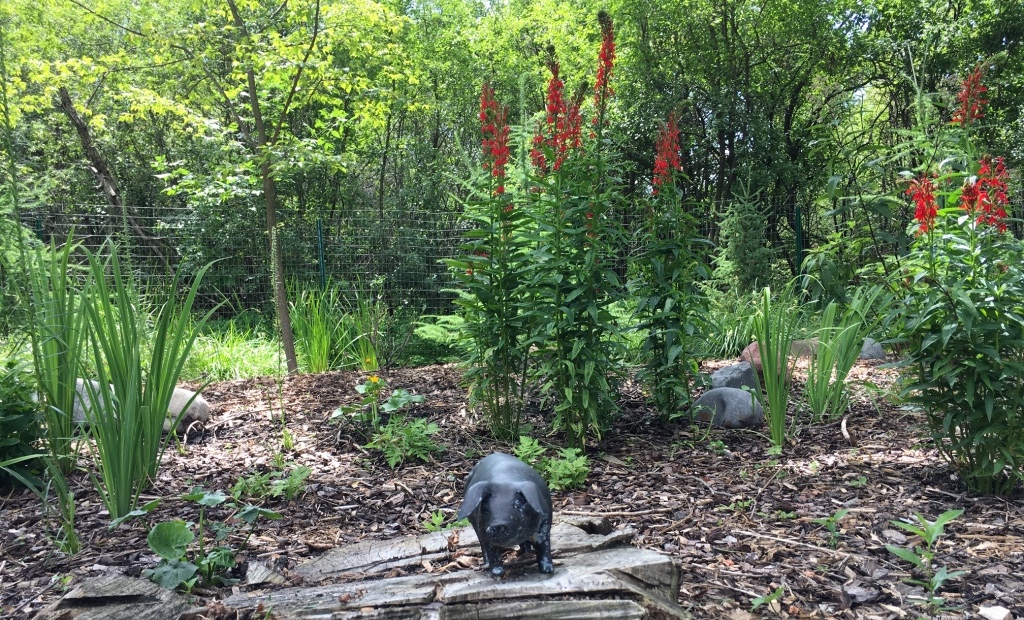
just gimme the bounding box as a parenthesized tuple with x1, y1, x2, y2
(227, 0, 299, 374)
(56, 87, 169, 269)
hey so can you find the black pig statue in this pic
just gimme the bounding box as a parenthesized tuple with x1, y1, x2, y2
(456, 452, 554, 576)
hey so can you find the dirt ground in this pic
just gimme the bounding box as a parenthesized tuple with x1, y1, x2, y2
(2, 360, 1022, 619)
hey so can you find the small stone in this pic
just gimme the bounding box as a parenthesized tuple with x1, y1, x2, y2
(978, 605, 1011, 620)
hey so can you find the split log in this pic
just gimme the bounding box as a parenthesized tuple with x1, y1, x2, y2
(37, 516, 688, 620)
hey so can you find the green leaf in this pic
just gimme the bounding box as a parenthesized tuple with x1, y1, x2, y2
(886, 545, 924, 568)
(147, 520, 194, 562)
(144, 559, 199, 589)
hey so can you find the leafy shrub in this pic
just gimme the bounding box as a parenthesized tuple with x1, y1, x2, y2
(714, 179, 777, 292)
(542, 448, 590, 491)
(0, 357, 43, 488)
(887, 65, 1024, 495)
(366, 415, 444, 468)
(893, 169, 1024, 495)
(512, 437, 590, 491)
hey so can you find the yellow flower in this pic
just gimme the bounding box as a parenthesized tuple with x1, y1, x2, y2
(368, 375, 380, 384)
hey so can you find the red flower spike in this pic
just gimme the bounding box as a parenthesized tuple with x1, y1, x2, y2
(906, 174, 938, 234)
(962, 155, 1011, 231)
(480, 82, 511, 195)
(951, 66, 989, 126)
(652, 112, 682, 195)
(593, 12, 615, 118)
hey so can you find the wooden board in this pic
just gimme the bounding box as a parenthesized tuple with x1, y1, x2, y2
(37, 516, 688, 620)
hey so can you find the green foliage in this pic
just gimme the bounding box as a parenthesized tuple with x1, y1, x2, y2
(231, 464, 310, 502)
(141, 487, 281, 591)
(422, 510, 469, 533)
(750, 586, 785, 613)
(885, 510, 966, 615)
(695, 286, 760, 359)
(812, 508, 849, 549)
(513, 435, 547, 468)
(288, 282, 348, 373)
(0, 356, 42, 488)
(82, 243, 216, 519)
(330, 376, 425, 439)
(805, 286, 888, 423)
(893, 209, 1024, 494)
(366, 415, 443, 468)
(26, 236, 88, 475)
(632, 120, 710, 417)
(542, 447, 590, 491)
(512, 437, 590, 491)
(715, 180, 777, 292)
(182, 319, 283, 382)
(751, 286, 799, 449)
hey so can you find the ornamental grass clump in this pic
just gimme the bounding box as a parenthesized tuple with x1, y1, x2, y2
(83, 243, 216, 518)
(891, 65, 1023, 495)
(751, 285, 798, 449)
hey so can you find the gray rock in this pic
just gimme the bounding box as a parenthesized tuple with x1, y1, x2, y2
(710, 362, 758, 391)
(691, 387, 764, 429)
(859, 337, 886, 360)
(72, 379, 210, 432)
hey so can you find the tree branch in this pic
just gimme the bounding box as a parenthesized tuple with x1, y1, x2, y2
(270, 0, 321, 145)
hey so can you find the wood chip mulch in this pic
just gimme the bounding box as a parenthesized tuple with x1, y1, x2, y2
(1, 360, 1022, 619)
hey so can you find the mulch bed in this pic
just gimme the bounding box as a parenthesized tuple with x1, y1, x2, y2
(2, 360, 1022, 619)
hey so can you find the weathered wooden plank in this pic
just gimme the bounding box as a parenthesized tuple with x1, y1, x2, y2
(295, 517, 635, 583)
(42, 519, 688, 620)
(35, 573, 191, 620)
(443, 600, 649, 620)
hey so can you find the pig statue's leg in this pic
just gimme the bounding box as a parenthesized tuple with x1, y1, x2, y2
(533, 516, 554, 573)
(481, 542, 506, 576)
(519, 540, 534, 555)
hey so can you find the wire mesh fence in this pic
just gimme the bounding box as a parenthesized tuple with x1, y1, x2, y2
(16, 202, 466, 316)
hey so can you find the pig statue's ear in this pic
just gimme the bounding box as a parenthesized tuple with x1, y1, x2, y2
(514, 482, 547, 515)
(457, 481, 491, 520)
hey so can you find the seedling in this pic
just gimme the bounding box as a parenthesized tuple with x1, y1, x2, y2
(885, 509, 966, 616)
(141, 487, 280, 591)
(422, 510, 469, 532)
(750, 585, 785, 612)
(812, 508, 849, 549)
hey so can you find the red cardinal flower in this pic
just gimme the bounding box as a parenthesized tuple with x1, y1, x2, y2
(652, 113, 682, 195)
(480, 82, 510, 195)
(951, 66, 988, 126)
(961, 156, 1009, 231)
(906, 174, 938, 234)
(593, 11, 615, 119)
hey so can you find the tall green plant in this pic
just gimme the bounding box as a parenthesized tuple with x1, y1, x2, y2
(522, 18, 624, 449)
(891, 66, 1024, 495)
(289, 282, 346, 373)
(449, 83, 532, 441)
(82, 243, 215, 518)
(633, 113, 709, 417)
(805, 285, 888, 423)
(752, 286, 798, 449)
(28, 237, 89, 475)
(715, 179, 776, 291)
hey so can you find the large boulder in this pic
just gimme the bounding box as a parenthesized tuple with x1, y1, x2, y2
(72, 379, 210, 432)
(691, 387, 764, 429)
(710, 362, 758, 391)
(859, 337, 886, 360)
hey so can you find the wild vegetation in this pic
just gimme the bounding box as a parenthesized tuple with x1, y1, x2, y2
(0, 0, 1022, 617)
